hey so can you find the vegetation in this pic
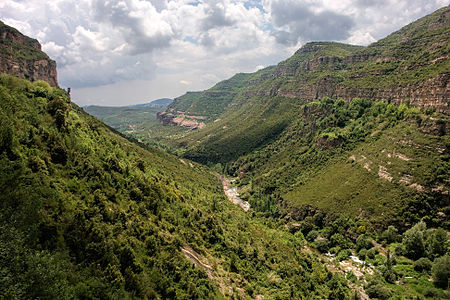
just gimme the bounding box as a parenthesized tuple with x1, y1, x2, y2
(0, 75, 348, 299)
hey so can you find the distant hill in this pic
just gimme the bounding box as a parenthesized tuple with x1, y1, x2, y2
(131, 98, 173, 107)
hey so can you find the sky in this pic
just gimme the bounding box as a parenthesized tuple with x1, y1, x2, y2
(0, 0, 447, 106)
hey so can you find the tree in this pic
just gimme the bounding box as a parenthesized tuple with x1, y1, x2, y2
(414, 257, 432, 272)
(382, 250, 396, 283)
(427, 228, 448, 259)
(402, 221, 426, 260)
(381, 225, 399, 244)
(432, 255, 450, 288)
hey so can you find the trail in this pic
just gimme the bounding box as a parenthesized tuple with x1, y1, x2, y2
(218, 175, 250, 212)
(181, 246, 215, 280)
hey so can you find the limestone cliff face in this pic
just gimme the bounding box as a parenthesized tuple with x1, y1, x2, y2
(0, 21, 58, 86)
(274, 72, 449, 113)
(157, 111, 205, 130)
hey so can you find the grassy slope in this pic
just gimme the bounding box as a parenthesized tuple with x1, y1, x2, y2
(284, 121, 449, 224)
(0, 75, 345, 299)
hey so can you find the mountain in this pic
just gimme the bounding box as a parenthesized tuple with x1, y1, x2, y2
(158, 7, 450, 228)
(164, 6, 449, 122)
(0, 21, 58, 86)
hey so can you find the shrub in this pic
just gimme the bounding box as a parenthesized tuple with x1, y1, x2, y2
(432, 255, 450, 288)
(365, 279, 391, 300)
(336, 249, 352, 262)
(355, 235, 372, 252)
(315, 237, 331, 253)
(366, 248, 377, 259)
(427, 228, 448, 259)
(414, 257, 432, 272)
(358, 249, 367, 260)
(306, 230, 319, 242)
(381, 225, 399, 244)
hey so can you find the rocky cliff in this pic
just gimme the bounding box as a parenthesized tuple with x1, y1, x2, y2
(157, 110, 205, 129)
(0, 21, 58, 86)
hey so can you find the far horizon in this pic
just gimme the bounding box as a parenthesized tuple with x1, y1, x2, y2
(82, 97, 173, 108)
(1, 0, 447, 106)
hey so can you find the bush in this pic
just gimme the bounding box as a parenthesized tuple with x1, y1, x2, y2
(355, 235, 372, 252)
(427, 228, 448, 259)
(306, 230, 319, 242)
(423, 287, 443, 298)
(394, 244, 406, 256)
(365, 280, 391, 300)
(315, 237, 331, 253)
(414, 257, 432, 272)
(366, 248, 377, 259)
(381, 225, 399, 244)
(336, 249, 352, 262)
(432, 255, 450, 288)
(358, 249, 367, 260)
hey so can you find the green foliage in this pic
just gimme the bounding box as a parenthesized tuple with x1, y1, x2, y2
(381, 225, 400, 244)
(356, 235, 372, 252)
(427, 228, 448, 259)
(0, 75, 343, 299)
(336, 249, 352, 262)
(365, 277, 392, 300)
(432, 255, 450, 288)
(414, 257, 432, 273)
(402, 221, 427, 260)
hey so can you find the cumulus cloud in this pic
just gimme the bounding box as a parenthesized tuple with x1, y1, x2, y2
(267, 0, 355, 45)
(0, 0, 447, 105)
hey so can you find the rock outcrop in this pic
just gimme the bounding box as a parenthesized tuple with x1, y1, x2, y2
(157, 111, 205, 130)
(0, 21, 58, 86)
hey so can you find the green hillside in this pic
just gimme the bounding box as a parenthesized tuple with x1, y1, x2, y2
(0, 75, 348, 299)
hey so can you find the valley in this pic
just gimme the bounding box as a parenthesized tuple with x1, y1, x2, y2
(0, 4, 449, 300)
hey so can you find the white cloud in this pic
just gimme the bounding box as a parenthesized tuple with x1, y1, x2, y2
(0, 0, 447, 105)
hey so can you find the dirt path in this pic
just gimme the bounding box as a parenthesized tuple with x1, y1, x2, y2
(218, 175, 250, 212)
(182, 246, 215, 279)
(181, 245, 232, 295)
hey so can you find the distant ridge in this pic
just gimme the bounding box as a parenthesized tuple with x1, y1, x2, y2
(131, 98, 173, 107)
(84, 98, 173, 109)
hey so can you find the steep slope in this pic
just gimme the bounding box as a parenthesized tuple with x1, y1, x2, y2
(0, 75, 351, 299)
(0, 21, 58, 86)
